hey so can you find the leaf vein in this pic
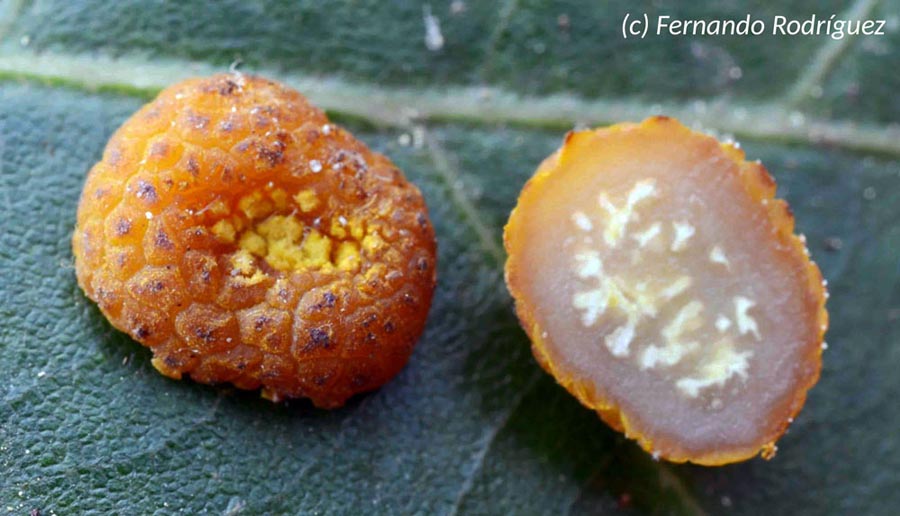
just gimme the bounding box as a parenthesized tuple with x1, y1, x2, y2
(0, 0, 28, 43)
(447, 370, 542, 516)
(422, 127, 506, 265)
(477, 0, 521, 80)
(252, 394, 379, 512)
(0, 50, 898, 155)
(784, 0, 882, 106)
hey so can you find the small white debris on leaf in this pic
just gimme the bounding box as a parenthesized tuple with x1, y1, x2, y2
(423, 5, 445, 51)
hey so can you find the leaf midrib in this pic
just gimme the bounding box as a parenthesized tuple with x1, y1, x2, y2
(0, 39, 897, 157)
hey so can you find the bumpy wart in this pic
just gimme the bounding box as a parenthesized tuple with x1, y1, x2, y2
(73, 73, 437, 408)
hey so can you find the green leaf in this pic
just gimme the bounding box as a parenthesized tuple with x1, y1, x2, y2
(1, 1, 898, 514)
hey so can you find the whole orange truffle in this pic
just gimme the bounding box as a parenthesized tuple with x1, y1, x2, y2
(73, 73, 437, 408)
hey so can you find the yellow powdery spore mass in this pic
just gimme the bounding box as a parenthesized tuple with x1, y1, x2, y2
(211, 219, 236, 243)
(229, 197, 370, 274)
(293, 190, 319, 213)
(72, 73, 437, 408)
(256, 213, 327, 270)
(335, 241, 361, 271)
